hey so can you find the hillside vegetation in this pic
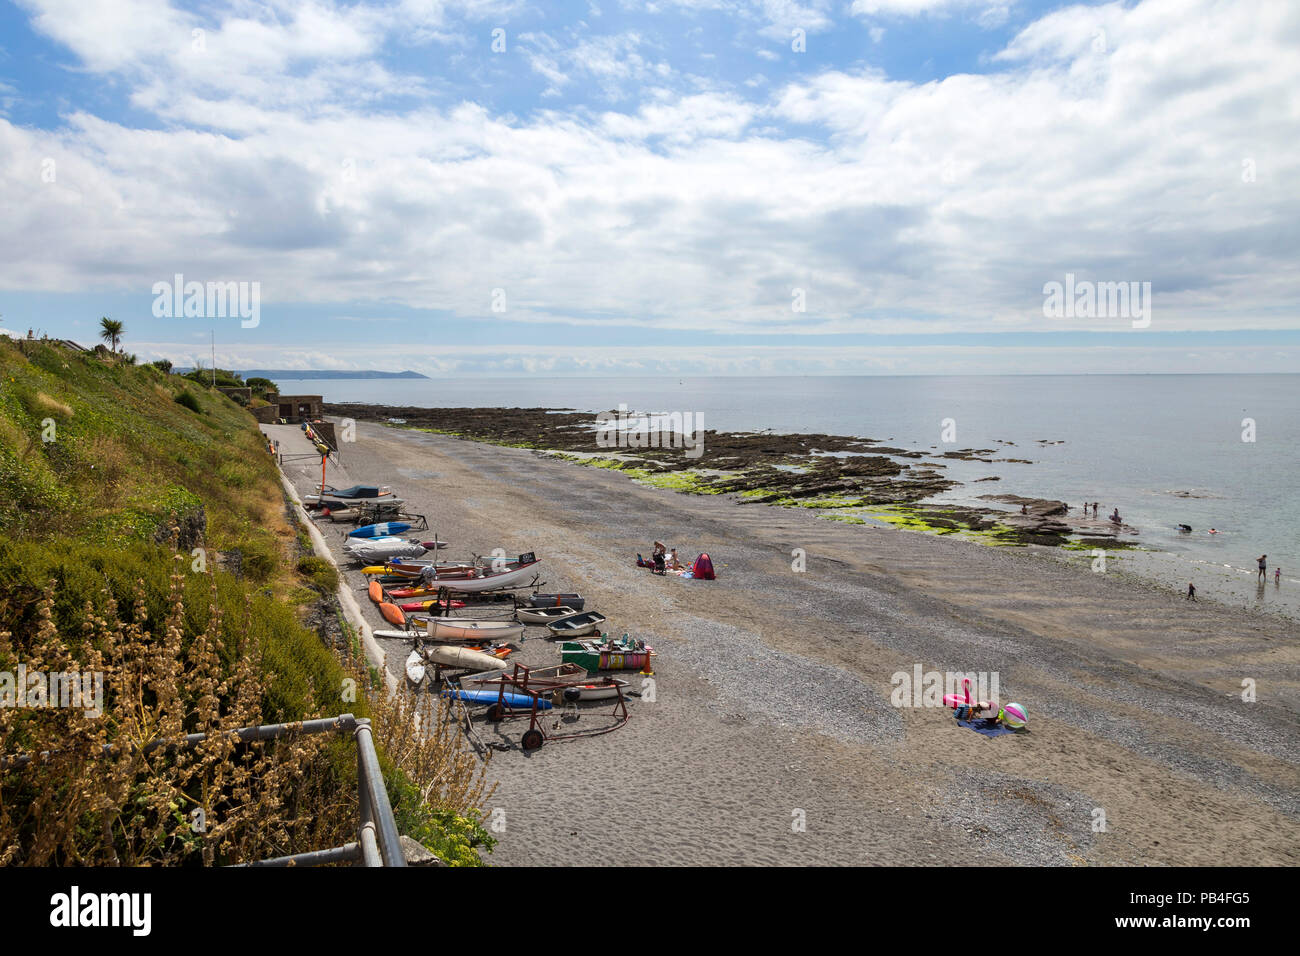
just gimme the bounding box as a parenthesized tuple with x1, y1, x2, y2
(0, 340, 493, 865)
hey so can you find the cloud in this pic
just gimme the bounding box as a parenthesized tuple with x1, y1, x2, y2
(1, 0, 1297, 344)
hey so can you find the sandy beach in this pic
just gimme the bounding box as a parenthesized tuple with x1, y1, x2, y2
(267, 420, 1300, 867)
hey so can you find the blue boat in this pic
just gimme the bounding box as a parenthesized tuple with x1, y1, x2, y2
(442, 688, 553, 710)
(347, 521, 411, 539)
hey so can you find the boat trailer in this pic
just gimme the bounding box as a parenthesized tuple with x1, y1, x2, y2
(467, 662, 630, 751)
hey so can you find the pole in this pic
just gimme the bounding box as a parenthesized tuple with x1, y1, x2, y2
(211, 330, 215, 386)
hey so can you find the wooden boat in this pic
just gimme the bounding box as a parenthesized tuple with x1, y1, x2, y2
(561, 637, 655, 674)
(545, 611, 607, 638)
(426, 619, 525, 643)
(515, 605, 582, 625)
(528, 593, 584, 610)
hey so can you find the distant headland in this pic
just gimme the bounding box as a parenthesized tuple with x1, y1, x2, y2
(173, 368, 430, 380)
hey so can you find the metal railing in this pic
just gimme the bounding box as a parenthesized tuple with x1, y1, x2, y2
(4, 713, 407, 867)
(239, 714, 406, 868)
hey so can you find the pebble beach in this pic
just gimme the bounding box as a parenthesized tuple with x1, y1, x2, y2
(267, 419, 1300, 867)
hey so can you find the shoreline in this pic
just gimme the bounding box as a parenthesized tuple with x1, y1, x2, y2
(270, 418, 1299, 866)
(325, 402, 1298, 622)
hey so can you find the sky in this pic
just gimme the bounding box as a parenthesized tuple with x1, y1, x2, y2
(0, 0, 1297, 375)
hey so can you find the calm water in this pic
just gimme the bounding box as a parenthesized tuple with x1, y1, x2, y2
(299, 374, 1299, 609)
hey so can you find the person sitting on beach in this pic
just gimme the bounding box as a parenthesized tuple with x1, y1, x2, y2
(667, 548, 683, 571)
(652, 541, 667, 575)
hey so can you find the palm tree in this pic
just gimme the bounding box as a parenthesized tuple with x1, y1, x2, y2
(99, 317, 123, 352)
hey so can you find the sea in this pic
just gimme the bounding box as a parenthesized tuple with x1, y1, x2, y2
(290, 374, 1299, 618)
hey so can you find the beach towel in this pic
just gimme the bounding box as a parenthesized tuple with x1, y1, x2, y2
(955, 716, 1026, 738)
(691, 553, 716, 580)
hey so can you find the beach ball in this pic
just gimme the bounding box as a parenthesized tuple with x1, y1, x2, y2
(1001, 702, 1027, 729)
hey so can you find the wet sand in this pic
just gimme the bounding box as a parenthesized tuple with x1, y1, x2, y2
(266, 421, 1300, 866)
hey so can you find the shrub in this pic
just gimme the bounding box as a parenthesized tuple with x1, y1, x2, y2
(174, 390, 202, 413)
(296, 555, 339, 592)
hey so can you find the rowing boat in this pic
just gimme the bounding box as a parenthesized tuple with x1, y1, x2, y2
(515, 605, 582, 625)
(426, 619, 525, 643)
(527, 593, 585, 611)
(545, 611, 607, 638)
(432, 557, 541, 594)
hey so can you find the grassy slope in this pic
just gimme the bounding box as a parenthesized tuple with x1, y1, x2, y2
(0, 342, 495, 864)
(0, 338, 345, 718)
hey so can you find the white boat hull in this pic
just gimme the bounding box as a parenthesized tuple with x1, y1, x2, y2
(431, 561, 541, 593)
(427, 619, 525, 643)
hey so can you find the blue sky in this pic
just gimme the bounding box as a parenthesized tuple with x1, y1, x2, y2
(1, 0, 1297, 374)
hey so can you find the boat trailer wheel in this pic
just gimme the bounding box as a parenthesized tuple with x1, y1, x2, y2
(521, 729, 545, 751)
(488, 704, 506, 722)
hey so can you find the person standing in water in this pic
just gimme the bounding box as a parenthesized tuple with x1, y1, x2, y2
(1275, 567, 1282, 586)
(1257, 555, 1267, 582)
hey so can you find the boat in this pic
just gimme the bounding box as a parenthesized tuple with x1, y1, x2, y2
(408, 646, 510, 682)
(561, 677, 629, 701)
(363, 562, 480, 579)
(515, 605, 582, 625)
(378, 602, 409, 628)
(430, 555, 541, 594)
(313, 483, 393, 499)
(545, 611, 607, 638)
(527, 593, 585, 610)
(561, 636, 654, 674)
(405, 650, 427, 684)
(426, 619, 524, 643)
(442, 688, 553, 710)
(348, 521, 411, 539)
(344, 539, 431, 563)
(465, 663, 628, 702)
(507, 663, 627, 700)
(307, 495, 405, 511)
